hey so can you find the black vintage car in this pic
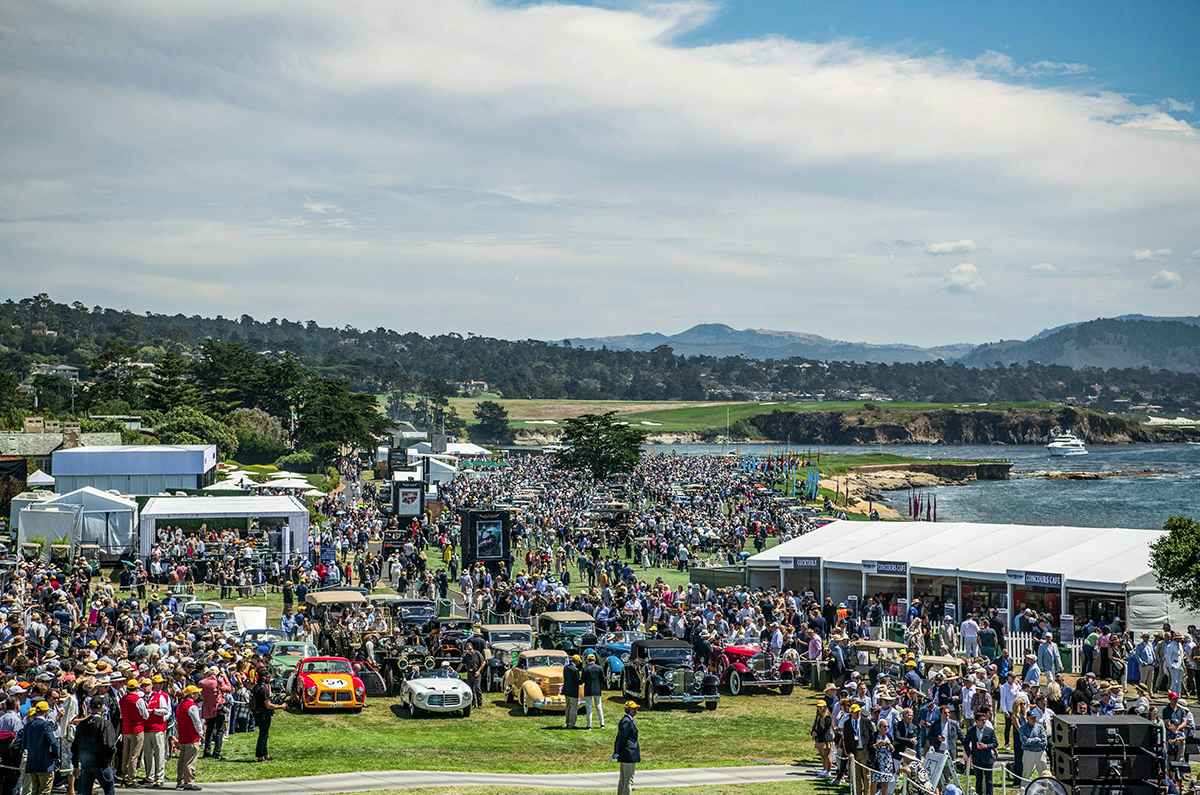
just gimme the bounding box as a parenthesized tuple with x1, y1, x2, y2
(480, 623, 534, 692)
(374, 596, 437, 634)
(622, 639, 718, 711)
(536, 611, 598, 654)
(429, 618, 479, 665)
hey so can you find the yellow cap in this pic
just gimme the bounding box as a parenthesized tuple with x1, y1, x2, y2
(183, 685, 202, 695)
(127, 678, 140, 688)
(152, 675, 165, 684)
(850, 703, 862, 713)
(33, 700, 49, 713)
(624, 700, 640, 710)
(140, 678, 152, 686)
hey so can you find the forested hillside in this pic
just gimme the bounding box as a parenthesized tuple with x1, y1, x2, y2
(2, 296, 1199, 420)
(963, 318, 1200, 372)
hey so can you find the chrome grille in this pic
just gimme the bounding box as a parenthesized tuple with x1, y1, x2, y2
(427, 693, 461, 707)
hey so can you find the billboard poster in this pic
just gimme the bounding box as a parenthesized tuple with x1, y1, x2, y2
(393, 483, 424, 518)
(475, 517, 504, 560)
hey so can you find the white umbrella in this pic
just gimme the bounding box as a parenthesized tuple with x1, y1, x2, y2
(269, 471, 305, 480)
(303, 488, 327, 497)
(253, 478, 311, 490)
(204, 481, 248, 491)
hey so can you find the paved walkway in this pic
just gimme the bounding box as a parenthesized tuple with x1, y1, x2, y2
(197, 764, 818, 794)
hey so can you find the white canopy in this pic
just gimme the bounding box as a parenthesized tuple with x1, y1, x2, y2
(139, 495, 309, 558)
(303, 488, 326, 497)
(751, 520, 1164, 589)
(407, 441, 491, 458)
(19, 487, 138, 558)
(269, 471, 306, 480)
(27, 469, 55, 487)
(252, 478, 311, 490)
(203, 480, 249, 491)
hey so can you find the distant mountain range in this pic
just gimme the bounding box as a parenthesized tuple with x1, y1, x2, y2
(566, 324, 975, 364)
(962, 317, 1200, 372)
(567, 316, 1200, 372)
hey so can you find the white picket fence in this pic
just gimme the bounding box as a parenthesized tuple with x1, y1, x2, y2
(879, 618, 1086, 673)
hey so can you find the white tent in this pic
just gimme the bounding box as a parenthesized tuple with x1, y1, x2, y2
(17, 503, 81, 560)
(204, 480, 249, 492)
(303, 488, 326, 497)
(27, 469, 55, 488)
(139, 495, 310, 558)
(269, 471, 306, 480)
(426, 457, 458, 485)
(252, 478, 311, 490)
(749, 520, 1199, 637)
(407, 441, 491, 458)
(9, 490, 57, 533)
(39, 487, 138, 558)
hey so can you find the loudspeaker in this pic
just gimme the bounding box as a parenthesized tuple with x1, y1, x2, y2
(1063, 784, 1160, 795)
(1051, 748, 1160, 782)
(1051, 715, 1158, 752)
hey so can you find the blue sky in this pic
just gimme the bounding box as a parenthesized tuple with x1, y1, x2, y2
(2, 0, 1198, 345)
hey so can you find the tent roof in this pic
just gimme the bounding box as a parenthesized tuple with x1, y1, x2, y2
(47, 486, 137, 511)
(141, 495, 307, 519)
(27, 469, 55, 486)
(407, 441, 491, 457)
(749, 520, 1164, 588)
(251, 478, 310, 490)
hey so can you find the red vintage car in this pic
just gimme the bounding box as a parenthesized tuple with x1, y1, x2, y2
(291, 656, 367, 712)
(717, 645, 798, 696)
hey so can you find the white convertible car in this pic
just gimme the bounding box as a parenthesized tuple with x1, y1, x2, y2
(400, 665, 475, 717)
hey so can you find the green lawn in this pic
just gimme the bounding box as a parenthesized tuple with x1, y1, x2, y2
(616, 400, 1057, 434)
(191, 690, 821, 782)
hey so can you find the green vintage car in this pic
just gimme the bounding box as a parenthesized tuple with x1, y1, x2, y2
(270, 640, 319, 689)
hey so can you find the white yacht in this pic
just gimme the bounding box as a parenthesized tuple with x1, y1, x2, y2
(1046, 430, 1088, 456)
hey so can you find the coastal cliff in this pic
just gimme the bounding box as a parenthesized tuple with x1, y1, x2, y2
(748, 406, 1194, 445)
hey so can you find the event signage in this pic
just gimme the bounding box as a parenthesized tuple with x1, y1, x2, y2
(863, 560, 907, 576)
(1007, 570, 1063, 588)
(778, 556, 820, 570)
(392, 482, 425, 518)
(1059, 614, 1075, 644)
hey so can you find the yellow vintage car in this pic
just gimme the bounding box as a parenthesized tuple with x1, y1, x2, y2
(502, 649, 584, 715)
(290, 656, 366, 712)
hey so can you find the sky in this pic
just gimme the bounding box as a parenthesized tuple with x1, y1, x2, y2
(1, 0, 1198, 346)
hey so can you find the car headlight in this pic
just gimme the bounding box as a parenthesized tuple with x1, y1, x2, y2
(620, 653, 629, 663)
(306, 686, 317, 697)
(355, 686, 364, 697)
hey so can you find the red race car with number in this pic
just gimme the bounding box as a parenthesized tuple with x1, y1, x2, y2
(291, 656, 366, 711)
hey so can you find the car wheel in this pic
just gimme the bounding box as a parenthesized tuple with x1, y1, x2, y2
(728, 671, 743, 696)
(779, 682, 795, 696)
(505, 685, 513, 704)
(521, 691, 530, 715)
(647, 689, 656, 711)
(462, 705, 472, 718)
(705, 699, 718, 711)
(604, 663, 613, 689)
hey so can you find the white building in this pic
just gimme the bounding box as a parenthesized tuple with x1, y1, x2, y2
(51, 444, 218, 494)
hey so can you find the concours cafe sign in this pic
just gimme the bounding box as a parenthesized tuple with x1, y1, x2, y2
(1006, 570, 1063, 588)
(862, 560, 908, 576)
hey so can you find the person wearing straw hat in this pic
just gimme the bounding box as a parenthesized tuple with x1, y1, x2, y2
(19, 700, 59, 795)
(612, 700, 640, 795)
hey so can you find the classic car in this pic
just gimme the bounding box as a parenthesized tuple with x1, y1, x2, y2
(178, 600, 225, 623)
(536, 611, 598, 654)
(269, 640, 319, 690)
(386, 598, 438, 633)
(430, 618, 479, 665)
(622, 639, 718, 711)
(718, 644, 798, 696)
(502, 649, 586, 715)
(400, 664, 475, 717)
(481, 623, 533, 692)
(583, 631, 646, 689)
(241, 628, 287, 651)
(290, 656, 366, 712)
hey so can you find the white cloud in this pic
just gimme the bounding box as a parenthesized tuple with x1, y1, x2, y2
(944, 263, 985, 293)
(1150, 270, 1183, 289)
(0, 1, 1197, 341)
(1132, 248, 1172, 261)
(926, 240, 977, 255)
(1164, 98, 1195, 114)
(1192, 248, 1200, 259)
(1029, 262, 1057, 274)
(974, 51, 1089, 78)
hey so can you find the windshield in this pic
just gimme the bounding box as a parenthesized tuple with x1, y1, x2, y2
(399, 605, 434, 618)
(302, 659, 352, 674)
(647, 648, 693, 666)
(523, 654, 565, 669)
(419, 667, 460, 679)
(558, 622, 595, 634)
(604, 632, 645, 645)
(488, 631, 531, 644)
(273, 642, 310, 656)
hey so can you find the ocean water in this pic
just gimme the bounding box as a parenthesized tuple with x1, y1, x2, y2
(644, 442, 1200, 530)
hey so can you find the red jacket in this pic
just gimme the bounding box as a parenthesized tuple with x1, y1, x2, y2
(119, 692, 145, 735)
(175, 698, 201, 745)
(145, 691, 168, 733)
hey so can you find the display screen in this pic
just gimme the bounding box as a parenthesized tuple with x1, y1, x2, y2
(475, 518, 504, 559)
(394, 485, 423, 517)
